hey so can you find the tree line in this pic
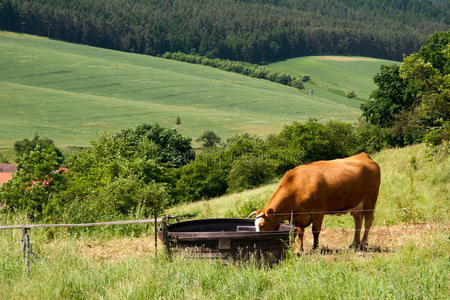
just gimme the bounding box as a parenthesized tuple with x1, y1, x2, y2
(0, 0, 448, 63)
(162, 52, 308, 89)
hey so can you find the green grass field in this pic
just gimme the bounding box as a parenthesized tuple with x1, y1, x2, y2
(267, 56, 399, 100)
(0, 144, 448, 299)
(0, 31, 387, 148)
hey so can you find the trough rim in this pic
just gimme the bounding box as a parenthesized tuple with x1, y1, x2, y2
(159, 218, 293, 242)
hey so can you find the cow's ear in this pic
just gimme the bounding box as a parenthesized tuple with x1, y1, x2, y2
(267, 208, 274, 216)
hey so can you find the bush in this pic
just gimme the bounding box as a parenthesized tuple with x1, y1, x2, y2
(226, 154, 276, 193)
(290, 77, 304, 89)
(90, 177, 169, 219)
(14, 135, 63, 160)
(174, 156, 228, 202)
(301, 75, 311, 82)
(354, 121, 389, 153)
(116, 123, 194, 167)
(346, 90, 356, 98)
(0, 145, 64, 220)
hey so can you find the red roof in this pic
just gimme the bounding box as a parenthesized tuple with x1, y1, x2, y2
(0, 172, 13, 186)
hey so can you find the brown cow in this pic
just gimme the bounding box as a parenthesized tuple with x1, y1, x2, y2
(249, 153, 380, 252)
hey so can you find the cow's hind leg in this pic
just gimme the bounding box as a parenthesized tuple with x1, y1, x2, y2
(312, 213, 324, 250)
(360, 210, 375, 251)
(350, 212, 363, 249)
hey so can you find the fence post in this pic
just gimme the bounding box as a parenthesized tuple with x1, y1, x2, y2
(21, 227, 30, 275)
(154, 211, 158, 257)
(161, 217, 171, 256)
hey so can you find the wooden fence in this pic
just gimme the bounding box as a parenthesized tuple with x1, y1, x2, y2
(0, 215, 179, 274)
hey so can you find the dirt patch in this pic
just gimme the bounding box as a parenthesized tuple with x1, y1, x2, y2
(78, 224, 447, 261)
(300, 223, 448, 256)
(317, 56, 376, 62)
(80, 236, 160, 261)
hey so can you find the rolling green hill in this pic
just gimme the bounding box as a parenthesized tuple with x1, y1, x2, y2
(267, 56, 399, 100)
(0, 31, 369, 147)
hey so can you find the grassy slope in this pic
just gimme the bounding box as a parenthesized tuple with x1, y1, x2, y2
(0, 32, 363, 148)
(0, 145, 448, 299)
(169, 144, 449, 228)
(267, 56, 399, 100)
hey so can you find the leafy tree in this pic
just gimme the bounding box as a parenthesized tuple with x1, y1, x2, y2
(399, 35, 450, 148)
(361, 64, 414, 127)
(174, 154, 228, 202)
(14, 135, 63, 159)
(197, 130, 221, 148)
(0, 145, 64, 220)
(416, 31, 449, 74)
(361, 30, 449, 149)
(116, 123, 194, 167)
(277, 119, 351, 164)
(226, 154, 276, 193)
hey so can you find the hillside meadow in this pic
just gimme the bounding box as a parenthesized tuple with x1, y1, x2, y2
(0, 144, 448, 299)
(267, 56, 399, 100)
(0, 31, 365, 148)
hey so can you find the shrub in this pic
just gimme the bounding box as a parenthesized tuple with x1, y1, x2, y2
(226, 154, 276, 193)
(0, 145, 64, 220)
(354, 121, 389, 153)
(174, 157, 228, 202)
(301, 75, 311, 82)
(346, 90, 356, 98)
(290, 77, 304, 89)
(14, 135, 63, 160)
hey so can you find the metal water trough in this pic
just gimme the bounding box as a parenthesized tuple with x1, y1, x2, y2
(158, 218, 293, 262)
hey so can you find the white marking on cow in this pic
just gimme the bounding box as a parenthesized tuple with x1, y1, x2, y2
(254, 217, 261, 232)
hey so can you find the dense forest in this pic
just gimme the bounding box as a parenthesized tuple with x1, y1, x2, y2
(0, 0, 448, 63)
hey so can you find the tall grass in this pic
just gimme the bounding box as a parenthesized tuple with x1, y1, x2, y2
(0, 228, 447, 299)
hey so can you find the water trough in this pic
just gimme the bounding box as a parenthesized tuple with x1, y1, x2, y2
(158, 218, 293, 262)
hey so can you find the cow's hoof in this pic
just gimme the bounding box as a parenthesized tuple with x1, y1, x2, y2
(359, 243, 368, 251)
(349, 243, 360, 250)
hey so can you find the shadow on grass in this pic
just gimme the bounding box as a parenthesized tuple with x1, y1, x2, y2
(313, 245, 394, 255)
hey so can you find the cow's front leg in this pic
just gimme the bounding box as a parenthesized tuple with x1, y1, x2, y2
(312, 213, 324, 250)
(294, 227, 305, 254)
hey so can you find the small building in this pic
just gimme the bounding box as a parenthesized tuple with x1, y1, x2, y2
(0, 163, 17, 186)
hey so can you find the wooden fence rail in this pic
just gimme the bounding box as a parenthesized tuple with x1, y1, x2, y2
(0, 218, 163, 230)
(0, 215, 180, 275)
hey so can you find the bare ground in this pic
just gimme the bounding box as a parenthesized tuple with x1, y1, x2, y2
(78, 223, 448, 261)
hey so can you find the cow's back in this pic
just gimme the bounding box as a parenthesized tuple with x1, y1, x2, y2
(280, 153, 380, 212)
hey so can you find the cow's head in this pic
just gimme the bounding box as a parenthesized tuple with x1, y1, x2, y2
(248, 208, 280, 232)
